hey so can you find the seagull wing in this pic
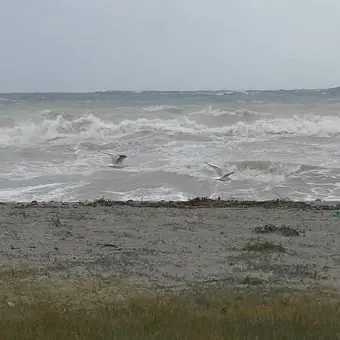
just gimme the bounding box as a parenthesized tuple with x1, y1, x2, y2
(114, 155, 127, 165)
(204, 161, 222, 177)
(100, 152, 126, 165)
(220, 171, 235, 180)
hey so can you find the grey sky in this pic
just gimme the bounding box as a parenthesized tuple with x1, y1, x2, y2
(1, 0, 340, 92)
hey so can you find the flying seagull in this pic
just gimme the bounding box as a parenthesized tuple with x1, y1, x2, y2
(204, 161, 235, 181)
(100, 152, 127, 168)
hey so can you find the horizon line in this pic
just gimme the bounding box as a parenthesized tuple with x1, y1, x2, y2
(0, 85, 340, 95)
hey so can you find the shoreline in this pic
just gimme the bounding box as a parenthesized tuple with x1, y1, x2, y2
(2, 197, 340, 210)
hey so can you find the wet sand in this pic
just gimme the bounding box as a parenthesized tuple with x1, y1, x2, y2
(0, 199, 340, 289)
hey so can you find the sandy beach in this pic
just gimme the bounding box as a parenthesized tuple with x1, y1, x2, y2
(0, 199, 339, 289)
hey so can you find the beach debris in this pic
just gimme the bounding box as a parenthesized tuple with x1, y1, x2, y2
(4, 297, 15, 308)
(101, 243, 123, 250)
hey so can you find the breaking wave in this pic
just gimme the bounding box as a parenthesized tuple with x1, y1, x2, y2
(1, 111, 340, 147)
(162, 160, 315, 184)
(226, 160, 313, 183)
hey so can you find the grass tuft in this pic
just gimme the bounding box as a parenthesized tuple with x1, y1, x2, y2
(244, 239, 286, 253)
(254, 223, 300, 237)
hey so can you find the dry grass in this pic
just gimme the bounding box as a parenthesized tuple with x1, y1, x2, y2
(0, 267, 340, 339)
(2, 287, 340, 339)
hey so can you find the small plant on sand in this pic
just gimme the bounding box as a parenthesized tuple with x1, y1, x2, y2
(279, 224, 300, 237)
(50, 215, 61, 228)
(240, 276, 264, 285)
(254, 223, 277, 234)
(244, 239, 286, 253)
(254, 223, 300, 237)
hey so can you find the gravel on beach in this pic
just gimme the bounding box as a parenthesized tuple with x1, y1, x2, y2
(0, 199, 339, 290)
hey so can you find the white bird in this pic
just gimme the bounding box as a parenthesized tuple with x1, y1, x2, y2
(100, 152, 127, 168)
(204, 161, 235, 181)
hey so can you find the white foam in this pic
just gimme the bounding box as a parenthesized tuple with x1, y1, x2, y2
(0, 181, 87, 201)
(0, 157, 98, 181)
(209, 108, 267, 117)
(143, 105, 176, 112)
(103, 186, 188, 201)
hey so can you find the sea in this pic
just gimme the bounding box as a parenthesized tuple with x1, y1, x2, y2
(1, 89, 340, 202)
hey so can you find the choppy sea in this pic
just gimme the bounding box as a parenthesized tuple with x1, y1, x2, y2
(1, 89, 340, 202)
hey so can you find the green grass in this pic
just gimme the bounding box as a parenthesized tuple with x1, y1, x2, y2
(1, 268, 340, 339)
(2, 287, 340, 339)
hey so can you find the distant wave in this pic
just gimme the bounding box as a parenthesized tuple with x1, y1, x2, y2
(142, 105, 182, 113)
(1, 86, 340, 98)
(200, 107, 267, 117)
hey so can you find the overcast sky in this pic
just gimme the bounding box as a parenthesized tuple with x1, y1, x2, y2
(1, 0, 340, 92)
